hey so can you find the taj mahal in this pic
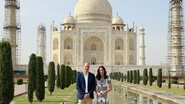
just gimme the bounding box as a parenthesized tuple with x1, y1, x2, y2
(50, 0, 140, 68)
(2, 0, 184, 76)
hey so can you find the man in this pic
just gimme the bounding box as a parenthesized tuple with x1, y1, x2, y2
(76, 62, 96, 104)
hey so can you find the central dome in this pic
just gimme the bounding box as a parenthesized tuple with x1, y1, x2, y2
(74, 0, 112, 23)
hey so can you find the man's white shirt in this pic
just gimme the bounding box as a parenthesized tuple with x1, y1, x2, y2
(83, 72, 89, 93)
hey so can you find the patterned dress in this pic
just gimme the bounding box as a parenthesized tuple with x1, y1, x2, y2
(96, 77, 111, 104)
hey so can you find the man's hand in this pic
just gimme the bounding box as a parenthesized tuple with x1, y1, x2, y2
(84, 93, 90, 99)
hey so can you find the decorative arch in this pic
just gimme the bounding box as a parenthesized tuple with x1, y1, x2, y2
(64, 37, 73, 49)
(129, 38, 134, 50)
(121, 27, 124, 31)
(112, 27, 115, 30)
(64, 26, 67, 30)
(64, 54, 73, 65)
(84, 36, 104, 65)
(91, 43, 96, 51)
(68, 26, 72, 30)
(91, 57, 96, 65)
(53, 38, 59, 50)
(115, 54, 123, 65)
(115, 38, 123, 50)
(53, 54, 58, 64)
(116, 26, 120, 31)
(129, 55, 134, 65)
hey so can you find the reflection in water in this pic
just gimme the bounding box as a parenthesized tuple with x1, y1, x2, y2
(108, 85, 168, 104)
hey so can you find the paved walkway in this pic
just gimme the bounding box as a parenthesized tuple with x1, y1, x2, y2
(10, 84, 27, 104)
(114, 81, 185, 104)
(14, 84, 27, 96)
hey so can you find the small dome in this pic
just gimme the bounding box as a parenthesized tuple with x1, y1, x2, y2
(38, 24, 46, 30)
(139, 26, 145, 30)
(112, 16, 124, 25)
(63, 16, 76, 24)
(74, 0, 112, 23)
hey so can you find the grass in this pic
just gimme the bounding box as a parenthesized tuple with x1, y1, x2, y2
(13, 84, 77, 104)
(116, 80, 185, 96)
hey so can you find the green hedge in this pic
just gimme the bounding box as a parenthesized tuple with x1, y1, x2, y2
(17, 79, 23, 85)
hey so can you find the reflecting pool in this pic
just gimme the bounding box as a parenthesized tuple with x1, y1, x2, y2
(108, 85, 171, 104)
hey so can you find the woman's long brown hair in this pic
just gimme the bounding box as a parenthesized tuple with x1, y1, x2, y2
(96, 65, 108, 80)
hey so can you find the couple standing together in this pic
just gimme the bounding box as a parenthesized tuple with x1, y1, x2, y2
(76, 62, 112, 104)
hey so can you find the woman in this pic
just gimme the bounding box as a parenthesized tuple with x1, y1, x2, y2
(95, 66, 112, 104)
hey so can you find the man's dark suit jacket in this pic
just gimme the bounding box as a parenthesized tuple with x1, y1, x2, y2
(76, 72, 96, 100)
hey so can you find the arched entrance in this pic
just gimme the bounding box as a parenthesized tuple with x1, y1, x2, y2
(84, 36, 104, 65)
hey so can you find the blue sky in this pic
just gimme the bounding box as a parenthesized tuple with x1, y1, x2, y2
(0, 0, 184, 65)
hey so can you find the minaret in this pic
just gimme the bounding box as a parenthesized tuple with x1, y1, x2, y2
(168, 0, 184, 76)
(139, 26, 146, 65)
(37, 24, 46, 65)
(3, 0, 21, 65)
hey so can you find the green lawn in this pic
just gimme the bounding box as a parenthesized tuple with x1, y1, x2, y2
(13, 84, 77, 104)
(116, 80, 185, 96)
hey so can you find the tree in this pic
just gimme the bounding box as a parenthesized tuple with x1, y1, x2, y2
(127, 71, 130, 82)
(0, 41, 14, 104)
(137, 70, 140, 84)
(60, 64, 65, 89)
(121, 73, 124, 82)
(35, 56, 45, 102)
(129, 70, 133, 83)
(149, 68, 153, 86)
(143, 68, 148, 85)
(157, 68, 162, 88)
(28, 53, 36, 103)
(184, 76, 185, 90)
(71, 70, 76, 84)
(168, 71, 171, 89)
(48, 62, 55, 95)
(133, 70, 137, 84)
(184, 73, 185, 90)
(56, 64, 60, 88)
(65, 66, 71, 87)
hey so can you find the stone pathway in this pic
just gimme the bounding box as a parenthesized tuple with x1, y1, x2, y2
(114, 81, 185, 104)
(14, 84, 27, 96)
(10, 84, 27, 104)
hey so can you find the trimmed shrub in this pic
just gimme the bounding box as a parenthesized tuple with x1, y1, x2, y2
(157, 68, 162, 88)
(28, 53, 36, 103)
(143, 68, 148, 85)
(133, 70, 137, 84)
(137, 70, 140, 84)
(171, 80, 178, 84)
(35, 56, 45, 102)
(129, 70, 133, 83)
(149, 68, 153, 86)
(168, 72, 171, 89)
(60, 64, 65, 89)
(127, 71, 129, 82)
(56, 64, 60, 88)
(17, 79, 23, 85)
(121, 73, 124, 82)
(0, 41, 14, 104)
(48, 62, 55, 95)
(65, 66, 71, 87)
(184, 78, 185, 90)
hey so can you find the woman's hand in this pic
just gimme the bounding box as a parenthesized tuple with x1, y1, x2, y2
(100, 92, 106, 97)
(97, 92, 102, 97)
(97, 92, 105, 97)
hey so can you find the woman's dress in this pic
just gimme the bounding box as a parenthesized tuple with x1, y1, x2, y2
(96, 77, 111, 104)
